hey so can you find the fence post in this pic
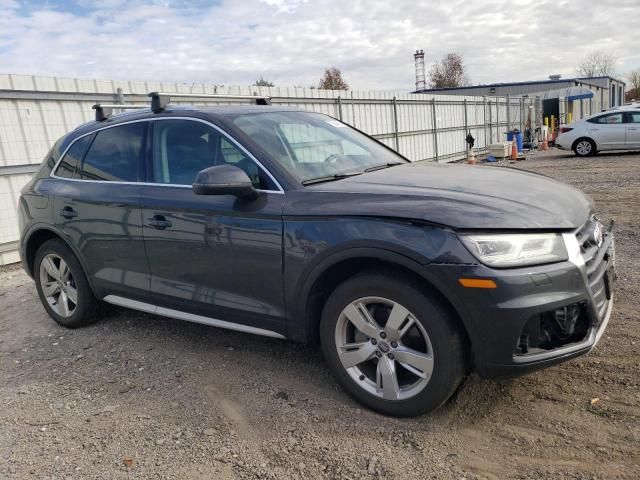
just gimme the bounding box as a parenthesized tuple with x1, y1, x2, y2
(483, 97, 488, 150)
(495, 98, 500, 143)
(350, 91, 356, 128)
(506, 94, 511, 133)
(431, 98, 439, 162)
(337, 95, 343, 121)
(392, 96, 400, 153)
(463, 98, 469, 158)
(488, 98, 493, 144)
(520, 97, 524, 132)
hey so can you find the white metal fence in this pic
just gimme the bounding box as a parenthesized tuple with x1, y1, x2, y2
(0, 73, 533, 264)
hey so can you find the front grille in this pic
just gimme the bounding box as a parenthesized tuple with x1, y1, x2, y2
(576, 216, 613, 321)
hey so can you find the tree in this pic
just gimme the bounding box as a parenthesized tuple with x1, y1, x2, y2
(428, 53, 470, 89)
(318, 67, 349, 90)
(627, 69, 640, 100)
(576, 51, 617, 77)
(254, 76, 275, 87)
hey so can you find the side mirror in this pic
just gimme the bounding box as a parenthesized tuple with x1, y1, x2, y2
(192, 164, 257, 198)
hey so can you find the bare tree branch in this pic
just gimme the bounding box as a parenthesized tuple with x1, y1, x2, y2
(627, 69, 640, 100)
(576, 51, 618, 77)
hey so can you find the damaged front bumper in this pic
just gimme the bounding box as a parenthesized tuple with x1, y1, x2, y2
(429, 218, 615, 378)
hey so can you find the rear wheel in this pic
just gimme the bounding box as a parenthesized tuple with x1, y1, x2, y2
(573, 138, 595, 157)
(34, 239, 102, 328)
(320, 271, 467, 417)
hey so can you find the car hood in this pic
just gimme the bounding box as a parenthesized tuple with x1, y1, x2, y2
(289, 163, 592, 229)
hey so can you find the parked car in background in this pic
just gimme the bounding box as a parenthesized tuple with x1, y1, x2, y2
(19, 94, 616, 416)
(556, 106, 640, 156)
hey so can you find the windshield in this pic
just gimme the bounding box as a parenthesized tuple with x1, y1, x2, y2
(230, 111, 407, 184)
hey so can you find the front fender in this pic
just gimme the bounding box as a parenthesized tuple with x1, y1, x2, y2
(282, 217, 476, 341)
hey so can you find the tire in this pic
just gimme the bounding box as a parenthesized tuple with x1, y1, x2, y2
(573, 138, 596, 157)
(34, 238, 102, 328)
(319, 270, 467, 417)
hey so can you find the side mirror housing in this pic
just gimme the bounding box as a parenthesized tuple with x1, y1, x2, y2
(192, 164, 257, 198)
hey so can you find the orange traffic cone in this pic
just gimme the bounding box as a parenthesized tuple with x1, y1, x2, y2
(467, 148, 476, 164)
(541, 132, 549, 151)
(511, 137, 518, 161)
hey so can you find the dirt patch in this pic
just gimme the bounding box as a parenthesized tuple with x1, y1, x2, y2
(1, 149, 639, 479)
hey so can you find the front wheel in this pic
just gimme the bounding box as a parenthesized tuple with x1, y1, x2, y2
(573, 138, 596, 157)
(320, 271, 467, 417)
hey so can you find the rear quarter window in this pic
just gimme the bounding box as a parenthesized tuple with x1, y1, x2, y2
(54, 135, 93, 179)
(81, 122, 146, 182)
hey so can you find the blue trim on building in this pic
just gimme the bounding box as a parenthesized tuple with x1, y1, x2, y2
(566, 93, 594, 101)
(414, 76, 625, 94)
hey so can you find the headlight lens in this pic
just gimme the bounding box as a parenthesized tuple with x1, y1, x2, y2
(459, 233, 568, 267)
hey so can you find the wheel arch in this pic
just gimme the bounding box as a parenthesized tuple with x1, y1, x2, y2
(23, 226, 97, 296)
(293, 248, 472, 361)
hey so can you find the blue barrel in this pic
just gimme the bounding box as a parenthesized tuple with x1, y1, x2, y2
(506, 130, 523, 152)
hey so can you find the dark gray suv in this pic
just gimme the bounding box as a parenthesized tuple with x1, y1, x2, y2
(18, 93, 616, 416)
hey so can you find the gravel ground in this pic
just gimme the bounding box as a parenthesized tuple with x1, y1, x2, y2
(1, 149, 639, 479)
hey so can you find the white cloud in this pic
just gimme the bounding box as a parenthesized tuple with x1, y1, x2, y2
(0, 0, 637, 91)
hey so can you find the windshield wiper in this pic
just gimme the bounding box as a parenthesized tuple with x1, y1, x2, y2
(301, 171, 363, 186)
(363, 162, 404, 173)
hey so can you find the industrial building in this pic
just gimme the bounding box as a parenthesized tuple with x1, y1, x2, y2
(414, 74, 627, 124)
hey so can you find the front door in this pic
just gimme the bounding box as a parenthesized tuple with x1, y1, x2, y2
(625, 111, 640, 149)
(586, 112, 627, 150)
(51, 121, 150, 302)
(141, 118, 286, 336)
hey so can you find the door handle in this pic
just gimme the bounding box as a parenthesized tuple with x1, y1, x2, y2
(59, 206, 78, 219)
(148, 215, 172, 230)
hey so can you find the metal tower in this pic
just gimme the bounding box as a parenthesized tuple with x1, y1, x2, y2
(414, 50, 426, 91)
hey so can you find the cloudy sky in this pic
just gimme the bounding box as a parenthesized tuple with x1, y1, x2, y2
(0, 0, 638, 91)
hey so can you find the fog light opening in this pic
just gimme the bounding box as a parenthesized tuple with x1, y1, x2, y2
(515, 302, 590, 355)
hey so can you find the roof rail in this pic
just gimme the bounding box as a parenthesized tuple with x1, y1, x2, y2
(148, 91, 272, 113)
(92, 104, 147, 121)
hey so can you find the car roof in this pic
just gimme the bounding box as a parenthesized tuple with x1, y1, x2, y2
(582, 105, 640, 121)
(602, 105, 640, 112)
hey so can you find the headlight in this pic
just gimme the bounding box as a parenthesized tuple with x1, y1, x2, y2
(459, 233, 568, 267)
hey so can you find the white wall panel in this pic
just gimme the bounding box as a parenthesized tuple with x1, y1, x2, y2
(0, 73, 535, 263)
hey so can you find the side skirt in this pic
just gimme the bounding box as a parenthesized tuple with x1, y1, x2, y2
(103, 295, 287, 340)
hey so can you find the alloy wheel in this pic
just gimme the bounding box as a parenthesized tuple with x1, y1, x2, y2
(576, 140, 592, 156)
(39, 253, 77, 318)
(334, 296, 434, 401)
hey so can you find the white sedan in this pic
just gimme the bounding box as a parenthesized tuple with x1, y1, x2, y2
(556, 106, 640, 157)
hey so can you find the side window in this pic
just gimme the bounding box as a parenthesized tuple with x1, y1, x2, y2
(628, 112, 640, 124)
(151, 119, 276, 190)
(81, 123, 146, 182)
(46, 138, 64, 171)
(54, 135, 92, 178)
(589, 113, 623, 124)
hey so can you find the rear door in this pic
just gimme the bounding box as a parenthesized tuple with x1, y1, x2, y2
(51, 121, 150, 302)
(141, 118, 286, 336)
(586, 112, 626, 149)
(625, 111, 640, 149)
